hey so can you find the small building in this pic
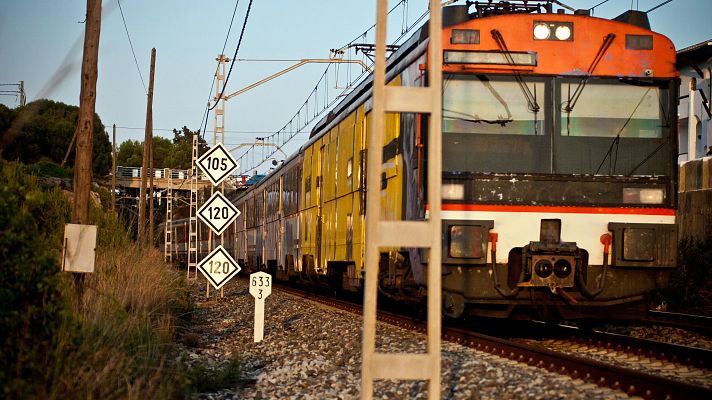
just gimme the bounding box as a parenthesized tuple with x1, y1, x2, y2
(677, 40, 712, 161)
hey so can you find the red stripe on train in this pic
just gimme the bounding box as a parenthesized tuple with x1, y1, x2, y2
(434, 204, 676, 216)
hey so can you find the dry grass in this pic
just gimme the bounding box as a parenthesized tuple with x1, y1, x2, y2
(49, 243, 193, 399)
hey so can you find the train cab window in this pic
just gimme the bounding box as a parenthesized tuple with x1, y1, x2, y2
(560, 80, 664, 138)
(442, 74, 549, 174)
(443, 74, 546, 136)
(556, 78, 673, 176)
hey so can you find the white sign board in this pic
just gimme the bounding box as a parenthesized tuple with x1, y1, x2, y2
(198, 191, 240, 236)
(197, 245, 241, 290)
(62, 224, 97, 273)
(249, 271, 272, 343)
(196, 142, 238, 186)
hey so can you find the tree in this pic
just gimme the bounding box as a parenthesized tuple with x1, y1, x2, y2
(152, 136, 173, 169)
(115, 127, 208, 169)
(116, 139, 143, 167)
(165, 126, 208, 169)
(0, 100, 111, 175)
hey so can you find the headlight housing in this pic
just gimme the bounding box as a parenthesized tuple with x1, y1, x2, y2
(533, 21, 574, 41)
(442, 220, 493, 264)
(449, 225, 484, 258)
(622, 188, 665, 204)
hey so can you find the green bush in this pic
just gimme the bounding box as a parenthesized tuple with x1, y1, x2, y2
(31, 158, 73, 179)
(0, 158, 196, 398)
(0, 159, 70, 397)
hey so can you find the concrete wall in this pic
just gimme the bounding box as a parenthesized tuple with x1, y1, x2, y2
(678, 156, 712, 240)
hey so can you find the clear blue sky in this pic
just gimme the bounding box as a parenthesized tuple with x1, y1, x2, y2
(1, 0, 711, 171)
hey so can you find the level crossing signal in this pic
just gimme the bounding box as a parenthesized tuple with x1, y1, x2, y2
(197, 142, 238, 186)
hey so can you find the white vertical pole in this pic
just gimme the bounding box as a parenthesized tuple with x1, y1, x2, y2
(688, 77, 698, 161)
(253, 299, 265, 342)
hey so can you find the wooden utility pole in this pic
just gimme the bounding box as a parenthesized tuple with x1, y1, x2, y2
(72, 0, 101, 225)
(111, 124, 116, 212)
(138, 48, 156, 244)
(149, 129, 155, 245)
(19, 80, 26, 106)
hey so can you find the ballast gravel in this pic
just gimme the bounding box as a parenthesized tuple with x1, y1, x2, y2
(180, 278, 632, 399)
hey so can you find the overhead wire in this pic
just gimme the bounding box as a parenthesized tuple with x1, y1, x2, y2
(239, 1, 429, 174)
(201, 0, 255, 143)
(197, 0, 242, 143)
(588, 0, 611, 12)
(646, 0, 674, 13)
(116, 0, 147, 95)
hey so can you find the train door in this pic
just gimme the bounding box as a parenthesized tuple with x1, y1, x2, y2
(316, 143, 325, 273)
(277, 175, 284, 276)
(258, 189, 265, 269)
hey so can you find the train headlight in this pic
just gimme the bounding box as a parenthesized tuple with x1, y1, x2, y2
(442, 183, 464, 200)
(534, 259, 553, 278)
(533, 21, 574, 41)
(554, 259, 572, 278)
(622, 188, 665, 204)
(533, 23, 551, 40)
(555, 25, 572, 41)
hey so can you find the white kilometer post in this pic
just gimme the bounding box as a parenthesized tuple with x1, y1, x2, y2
(249, 271, 272, 343)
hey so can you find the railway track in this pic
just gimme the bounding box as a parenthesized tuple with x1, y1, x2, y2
(510, 322, 712, 389)
(641, 311, 712, 336)
(275, 283, 712, 399)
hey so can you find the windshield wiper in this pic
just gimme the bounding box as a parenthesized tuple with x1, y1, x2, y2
(491, 29, 540, 134)
(563, 33, 616, 135)
(443, 108, 513, 126)
(628, 142, 666, 175)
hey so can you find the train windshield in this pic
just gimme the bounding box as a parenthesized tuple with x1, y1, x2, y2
(556, 78, 673, 176)
(443, 74, 546, 136)
(441, 74, 674, 177)
(560, 80, 664, 138)
(442, 74, 549, 173)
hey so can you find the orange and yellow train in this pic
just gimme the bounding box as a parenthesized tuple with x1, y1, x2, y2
(169, 2, 680, 320)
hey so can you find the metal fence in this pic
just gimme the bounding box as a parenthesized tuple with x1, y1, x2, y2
(115, 166, 207, 180)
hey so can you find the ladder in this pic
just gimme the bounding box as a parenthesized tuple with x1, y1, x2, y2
(361, 1, 443, 399)
(164, 169, 173, 263)
(187, 134, 199, 279)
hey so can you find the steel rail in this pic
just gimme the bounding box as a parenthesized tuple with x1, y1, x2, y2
(274, 283, 712, 400)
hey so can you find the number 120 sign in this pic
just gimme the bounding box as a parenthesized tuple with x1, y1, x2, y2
(197, 246, 241, 290)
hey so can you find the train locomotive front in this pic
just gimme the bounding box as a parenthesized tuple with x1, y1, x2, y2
(408, 3, 679, 319)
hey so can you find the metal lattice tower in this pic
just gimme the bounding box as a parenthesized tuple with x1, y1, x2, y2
(361, 1, 443, 399)
(188, 134, 199, 279)
(214, 55, 229, 147)
(164, 170, 173, 263)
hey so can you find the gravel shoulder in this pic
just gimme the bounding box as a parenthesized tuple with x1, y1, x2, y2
(180, 278, 632, 399)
